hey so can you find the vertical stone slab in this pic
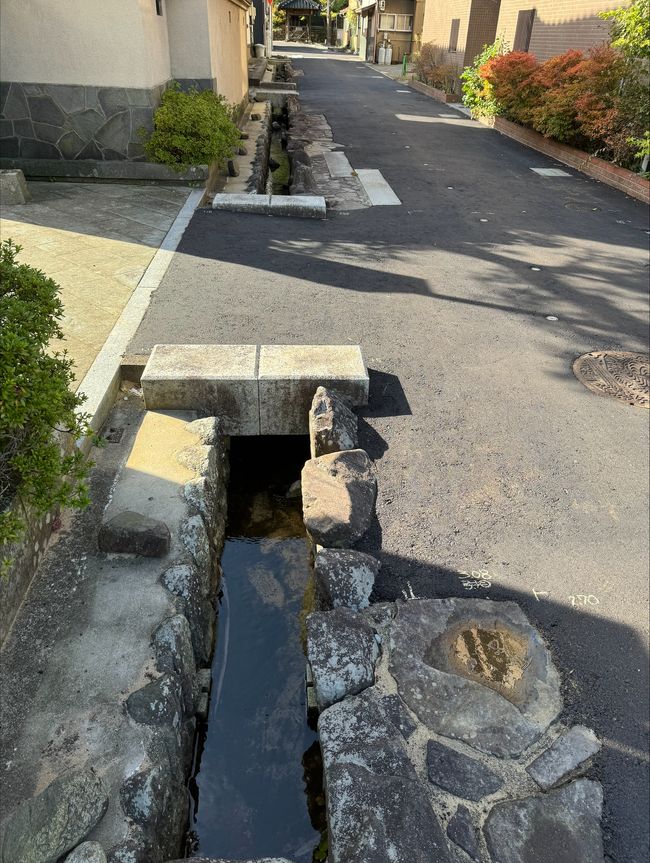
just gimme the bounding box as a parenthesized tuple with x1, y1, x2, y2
(258, 345, 369, 434)
(141, 344, 259, 435)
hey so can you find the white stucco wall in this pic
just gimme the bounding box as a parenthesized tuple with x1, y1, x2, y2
(166, 0, 213, 80)
(0, 0, 171, 88)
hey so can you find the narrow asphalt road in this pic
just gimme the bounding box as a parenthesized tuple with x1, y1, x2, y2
(131, 47, 650, 862)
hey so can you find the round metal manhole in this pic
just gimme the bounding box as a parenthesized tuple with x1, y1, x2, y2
(573, 351, 650, 408)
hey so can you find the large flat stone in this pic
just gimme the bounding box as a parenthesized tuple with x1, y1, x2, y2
(141, 345, 259, 435)
(483, 779, 605, 863)
(64, 841, 107, 863)
(526, 725, 601, 790)
(258, 345, 368, 435)
(0, 768, 108, 863)
(306, 608, 379, 710)
(319, 688, 452, 863)
(302, 449, 377, 547)
(389, 599, 562, 757)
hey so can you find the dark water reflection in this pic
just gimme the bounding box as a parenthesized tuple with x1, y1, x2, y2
(188, 437, 324, 861)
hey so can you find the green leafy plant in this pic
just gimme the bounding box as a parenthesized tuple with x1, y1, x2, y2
(460, 38, 507, 116)
(0, 240, 92, 566)
(142, 83, 241, 172)
(601, 0, 650, 60)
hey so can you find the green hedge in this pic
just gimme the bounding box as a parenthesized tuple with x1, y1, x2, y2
(142, 83, 241, 172)
(0, 240, 92, 565)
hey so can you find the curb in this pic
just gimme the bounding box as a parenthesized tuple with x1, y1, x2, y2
(76, 187, 204, 450)
(212, 192, 326, 219)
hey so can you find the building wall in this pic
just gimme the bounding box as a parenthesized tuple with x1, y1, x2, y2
(495, 1, 627, 61)
(207, 0, 250, 108)
(416, 0, 629, 67)
(0, 0, 251, 161)
(0, 0, 171, 89)
(419, 0, 470, 68)
(167, 0, 214, 85)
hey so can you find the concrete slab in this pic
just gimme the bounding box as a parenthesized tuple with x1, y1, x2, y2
(324, 152, 354, 178)
(141, 344, 260, 435)
(356, 169, 401, 206)
(269, 195, 326, 219)
(258, 344, 369, 434)
(212, 193, 271, 213)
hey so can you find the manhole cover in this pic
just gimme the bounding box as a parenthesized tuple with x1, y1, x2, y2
(573, 351, 649, 408)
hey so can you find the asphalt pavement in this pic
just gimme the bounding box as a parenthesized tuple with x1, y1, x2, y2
(130, 46, 650, 862)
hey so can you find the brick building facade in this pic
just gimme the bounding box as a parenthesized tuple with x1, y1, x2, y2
(413, 0, 629, 70)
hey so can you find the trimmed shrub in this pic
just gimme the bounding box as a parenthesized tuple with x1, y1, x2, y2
(462, 35, 649, 168)
(460, 39, 507, 116)
(413, 43, 459, 93)
(0, 240, 92, 563)
(142, 83, 241, 172)
(480, 51, 540, 125)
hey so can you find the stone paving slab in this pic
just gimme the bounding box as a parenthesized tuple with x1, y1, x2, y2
(0, 181, 192, 386)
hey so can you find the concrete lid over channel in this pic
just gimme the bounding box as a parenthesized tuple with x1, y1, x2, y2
(141, 343, 369, 435)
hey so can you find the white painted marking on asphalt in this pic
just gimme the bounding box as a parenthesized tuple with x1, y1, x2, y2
(396, 89, 411, 93)
(395, 113, 486, 128)
(324, 151, 354, 178)
(546, 315, 559, 321)
(530, 167, 571, 176)
(356, 169, 401, 206)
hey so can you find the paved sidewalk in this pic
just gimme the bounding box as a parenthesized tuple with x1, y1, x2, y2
(0, 181, 192, 386)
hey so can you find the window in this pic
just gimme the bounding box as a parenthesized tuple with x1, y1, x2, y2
(378, 13, 413, 31)
(513, 9, 535, 51)
(448, 18, 460, 51)
(155, 0, 163, 15)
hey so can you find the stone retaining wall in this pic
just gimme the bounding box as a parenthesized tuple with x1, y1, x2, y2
(0, 409, 228, 863)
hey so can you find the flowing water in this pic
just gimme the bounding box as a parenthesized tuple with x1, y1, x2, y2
(187, 437, 325, 861)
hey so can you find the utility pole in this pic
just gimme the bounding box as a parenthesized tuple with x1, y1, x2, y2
(326, 0, 331, 46)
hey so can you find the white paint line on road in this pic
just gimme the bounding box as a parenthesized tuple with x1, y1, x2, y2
(396, 89, 411, 93)
(530, 167, 572, 177)
(356, 169, 401, 206)
(324, 151, 354, 178)
(76, 187, 203, 441)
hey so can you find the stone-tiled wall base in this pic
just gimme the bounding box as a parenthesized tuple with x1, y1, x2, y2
(0, 81, 172, 162)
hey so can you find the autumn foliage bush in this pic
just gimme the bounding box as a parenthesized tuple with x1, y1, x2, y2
(462, 8, 649, 170)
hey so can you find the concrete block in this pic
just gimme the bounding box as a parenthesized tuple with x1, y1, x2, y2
(141, 344, 259, 435)
(269, 194, 326, 219)
(212, 192, 271, 214)
(0, 168, 30, 204)
(258, 345, 368, 435)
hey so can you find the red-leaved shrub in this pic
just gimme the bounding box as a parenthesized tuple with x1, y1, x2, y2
(465, 42, 649, 166)
(480, 51, 540, 124)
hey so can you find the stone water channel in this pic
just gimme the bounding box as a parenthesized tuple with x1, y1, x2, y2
(186, 436, 326, 862)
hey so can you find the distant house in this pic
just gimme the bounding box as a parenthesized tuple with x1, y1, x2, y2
(0, 0, 254, 163)
(358, 0, 415, 62)
(412, 0, 630, 71)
